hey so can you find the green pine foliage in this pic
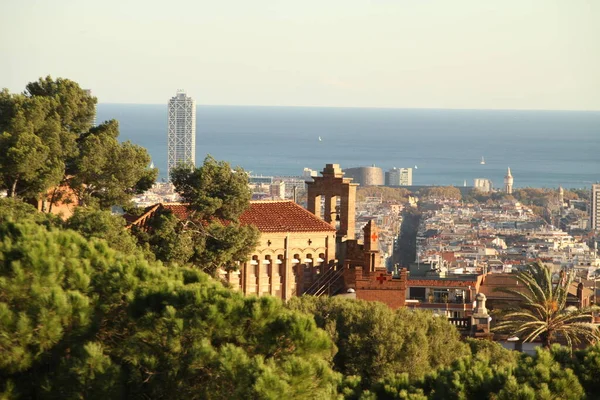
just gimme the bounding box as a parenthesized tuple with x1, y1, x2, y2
(0, 221, 340, 399)
(130, 207, 195, 264)
(65, 207, 140, 255)
(369, 341, 586, 400)
(287, 296, 470, 388)
(170, 155, 252, 222)
(0, 77, 156, 209)
(153, 155, 260, 275)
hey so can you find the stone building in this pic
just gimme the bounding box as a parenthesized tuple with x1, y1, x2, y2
(127, 163, 408, 306)
(127, 200, 336, 301)
(306, 164, 409, 307)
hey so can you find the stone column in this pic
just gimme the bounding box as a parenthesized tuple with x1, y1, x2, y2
(324, 195, 336, 225)
(470, 293, 492, 338)
(307, 193, 321, 219)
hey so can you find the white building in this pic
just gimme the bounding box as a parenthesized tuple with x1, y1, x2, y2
(474, 178, 493, 193)
(167, 91, 196, 179)
(592, 183, 600, 231)
(504, 167, 514, 194)
(387, 167, 413, 186)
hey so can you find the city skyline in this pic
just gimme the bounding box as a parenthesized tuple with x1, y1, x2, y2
(1, 1, 599, 110)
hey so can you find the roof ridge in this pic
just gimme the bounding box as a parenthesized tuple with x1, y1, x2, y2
(249, 200, 293, 204)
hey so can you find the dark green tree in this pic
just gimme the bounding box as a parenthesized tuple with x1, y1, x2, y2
(167, 156, 260, 274)
(170, 155, 251, 222)
(0, 197, 61, 228)
(0, 93, 64, 198)
(0, 220, 340, 399)
(1, 77, 156, 210)
(287, 296, 469, 388)
(369, 341, 584, 400)
(65, 207, 140, 255)
(130, 207, 195, 264)
(68, 120, 157, 208)
(25, 76, 97, 135)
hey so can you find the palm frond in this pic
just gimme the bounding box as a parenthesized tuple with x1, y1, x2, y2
(491, 261, 600, 348)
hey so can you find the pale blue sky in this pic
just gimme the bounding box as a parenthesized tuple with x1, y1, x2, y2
(1, 0, 599, 109)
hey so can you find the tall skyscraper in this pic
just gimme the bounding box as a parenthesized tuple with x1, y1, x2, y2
(591, 184, 600, 232)
(504, 167, 514, 194)
(167, 91, 196, 179)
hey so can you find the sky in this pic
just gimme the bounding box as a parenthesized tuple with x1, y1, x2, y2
(1, 0, 599, 110)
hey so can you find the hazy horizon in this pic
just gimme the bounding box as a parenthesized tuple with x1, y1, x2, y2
(99, 102, 600, 112)
(2, 0, 599, 110)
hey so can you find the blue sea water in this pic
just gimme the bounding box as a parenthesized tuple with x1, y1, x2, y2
(97, 104, 600, 189)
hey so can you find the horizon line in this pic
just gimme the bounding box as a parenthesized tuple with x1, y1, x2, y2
(97, 103, 600, 113)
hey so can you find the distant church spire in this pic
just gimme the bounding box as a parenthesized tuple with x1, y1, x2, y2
(504, 167, 514, 194)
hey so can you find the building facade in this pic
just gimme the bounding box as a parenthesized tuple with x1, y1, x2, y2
(386, 167, 413, 186)
(127, 201, 337, 301)
(474, 178, 493, 193)
(343, 166, 384, 186)
(592, 184, 600, 232)
(167, 91, 196, 179)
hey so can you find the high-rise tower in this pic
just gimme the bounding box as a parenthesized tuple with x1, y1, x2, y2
(167, 91, 196, 179)
(591, 184, 600, 232)
(504, 167, 514, 194)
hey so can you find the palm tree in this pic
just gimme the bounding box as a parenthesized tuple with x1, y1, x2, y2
(493, 261, 599, 348)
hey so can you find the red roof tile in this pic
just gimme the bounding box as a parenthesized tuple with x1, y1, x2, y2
(128, 201, 335, 233)
(161, 203, 191, 220)
(239, 201, 336, 233)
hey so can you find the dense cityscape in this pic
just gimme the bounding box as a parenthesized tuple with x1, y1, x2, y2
(2, 1, 600, 398)
(1, 81, 599, 399)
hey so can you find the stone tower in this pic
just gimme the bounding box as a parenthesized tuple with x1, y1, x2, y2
(306, 164, 358, 241)
(504, 167, 514, 194)
(363, 220, 381, 272)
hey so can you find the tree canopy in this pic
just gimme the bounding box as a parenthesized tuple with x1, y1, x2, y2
(154, 156, 260, 274)
(0, 220, 340, 399)
(420, 186, 462, 200)
(287, 296, 470, 388)
(0, 76, 156, 209)
(171, 155, 252, 222)
(68, 120, 156, 207)
(4, 215, 600, 398)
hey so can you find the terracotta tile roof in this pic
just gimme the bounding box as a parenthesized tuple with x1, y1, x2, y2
(161, 203, 192, 220)
(127, 201, 335, 233)
(123, 204, 161, 226)
(239, 201, 336, 233)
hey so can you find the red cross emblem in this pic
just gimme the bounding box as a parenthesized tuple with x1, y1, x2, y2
(371, 233, 378, 241)
(376, 273, 386, 284)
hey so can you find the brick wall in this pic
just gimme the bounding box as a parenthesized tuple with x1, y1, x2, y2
(345, 267, 408, 309)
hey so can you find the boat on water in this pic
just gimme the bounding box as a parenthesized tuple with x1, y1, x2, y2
(318, 136, 322, 142)
(480, 156, 485, 165)
(414, 165, 418, 169)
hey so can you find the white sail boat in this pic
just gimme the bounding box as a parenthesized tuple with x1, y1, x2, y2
(480, 156, 485, 165)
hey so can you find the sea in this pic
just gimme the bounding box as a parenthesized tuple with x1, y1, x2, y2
(96, 104, 600, 189)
